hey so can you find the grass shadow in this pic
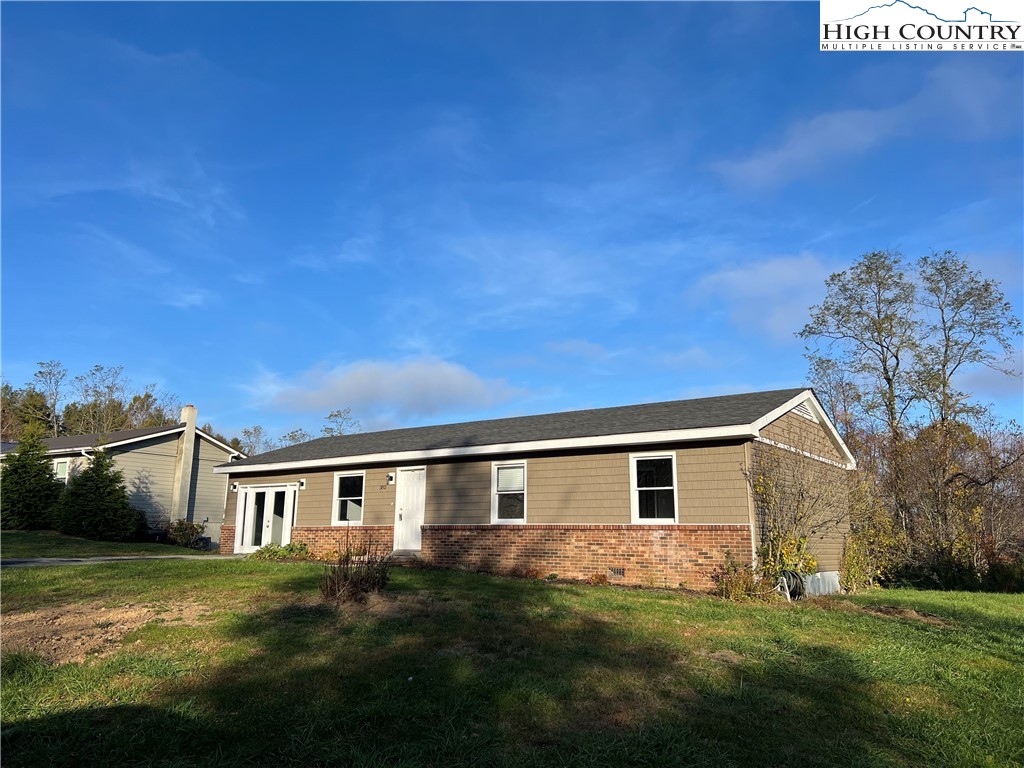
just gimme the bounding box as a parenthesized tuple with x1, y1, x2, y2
(3, 570, 1021, 767)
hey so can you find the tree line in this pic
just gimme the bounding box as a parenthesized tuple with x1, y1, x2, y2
(799, 249, 1022, 591)
(1, 362, 360, 456)
(1, 363, 184, 442)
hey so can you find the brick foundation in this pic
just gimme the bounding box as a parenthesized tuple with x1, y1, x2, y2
(220, 526, 235, 554)
(420, 524, 753, 590)
(291, 526, 395, 557)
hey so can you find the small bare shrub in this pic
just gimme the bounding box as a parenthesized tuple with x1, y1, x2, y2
(711, 550, 774, 601)
(248, 542, 311, 561)
(320, 545, 393, 603)
(508, 566, 545, 580)
(585, 573, 610, 586)
(167, 520, 207, 550)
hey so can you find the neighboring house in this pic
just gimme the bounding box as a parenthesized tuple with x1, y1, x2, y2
(214, 389, 855, 590)
(2, 406, 245, 545)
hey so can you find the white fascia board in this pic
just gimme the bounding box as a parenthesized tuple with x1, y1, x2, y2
(213, 423, 759, 475)
(750, 389, 857, 470)
(196, 430, 247, 459)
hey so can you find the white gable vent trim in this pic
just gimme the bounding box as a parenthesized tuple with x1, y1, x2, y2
(793, 402, 817, 422)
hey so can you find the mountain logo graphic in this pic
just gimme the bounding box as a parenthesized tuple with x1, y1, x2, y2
(829, 0, 1018, 24)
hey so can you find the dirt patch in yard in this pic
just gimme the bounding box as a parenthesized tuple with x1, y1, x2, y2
(864, 604, 949, 626)
(1, 602, 213, 664)
(808, 598, 950, 627)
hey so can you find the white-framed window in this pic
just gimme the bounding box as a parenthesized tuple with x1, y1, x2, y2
(333, 471, 365, 525)
(53, 459, 70, 484)
(491, 461, 526, 523)
(629, 453, 678, 523)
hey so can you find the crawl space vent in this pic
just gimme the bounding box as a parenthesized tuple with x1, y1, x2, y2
(608, 567, 626, 581)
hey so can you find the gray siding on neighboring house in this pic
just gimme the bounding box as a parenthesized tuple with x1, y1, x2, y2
(188, 438, 235, 543)
(109, 435, 179, 529)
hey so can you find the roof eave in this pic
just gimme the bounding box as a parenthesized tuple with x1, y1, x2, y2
(213, 423, 760, 475)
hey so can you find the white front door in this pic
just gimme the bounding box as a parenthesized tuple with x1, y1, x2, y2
(235, 485, 297, 554)
(394, 467, 426, 551)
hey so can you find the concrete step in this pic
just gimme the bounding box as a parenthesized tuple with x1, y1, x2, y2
(390, 549, 423, 563)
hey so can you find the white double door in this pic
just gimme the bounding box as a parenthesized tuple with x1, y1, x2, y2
(235, 485, 298, 554)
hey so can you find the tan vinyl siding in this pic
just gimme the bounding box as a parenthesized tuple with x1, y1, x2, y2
(424, 460, 492, 524)
(109, 436, 179, 528)
(676, 443, 751, 525)
(527, 452, 631, 523)
(750, 441, 850, 573)
(225, 467, 396, 528)
(421, 443, 751, 526)
(761, 411, 843, 463)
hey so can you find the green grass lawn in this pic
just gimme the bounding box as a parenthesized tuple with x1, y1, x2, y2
(2, 561, 1022, 768)
(0, 530, 211, 559)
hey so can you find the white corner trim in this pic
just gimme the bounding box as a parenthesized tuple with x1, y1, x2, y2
(490, 459, 528, 524)
(213, 423, 759, 475)
(629, 451, 679, 524)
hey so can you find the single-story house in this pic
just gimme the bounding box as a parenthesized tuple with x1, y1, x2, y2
(215, 388, 855, 589)
(2, 406, 245, 544)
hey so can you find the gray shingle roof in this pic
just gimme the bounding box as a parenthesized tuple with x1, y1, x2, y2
(227, 388, 807, 469)
(0, 425, 184, 455)
(40, 424, 184, 452)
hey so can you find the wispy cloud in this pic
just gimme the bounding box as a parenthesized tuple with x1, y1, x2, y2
(250, 358, 518, 423)
(714, 60, 1021, 187)
(163, 289, 213, 309)
(691, 253, 833, 343)
(545, 339, 616, 362)
(660, 346, 717, 370)
(76, 225, 172, 275)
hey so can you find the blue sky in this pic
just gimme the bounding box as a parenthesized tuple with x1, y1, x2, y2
(2, 2, 1022, 438)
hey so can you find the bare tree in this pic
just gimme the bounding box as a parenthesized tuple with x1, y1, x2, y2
(240, 425, 278, 456)
(280, 427, 314, 446)
(800, 250, 919, 442)
(29, 360, 67, 437)
(915, 250, 1022, 427)
(322, 407, 360, 437)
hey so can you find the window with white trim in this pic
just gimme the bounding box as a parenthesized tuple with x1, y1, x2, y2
(630, 453, 677, 523)
(333, 472, 364, 524)
(53, 459, 69, 484)
(491, 461, 526, 523)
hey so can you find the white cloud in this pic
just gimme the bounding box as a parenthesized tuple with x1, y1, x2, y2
(714, 60, 1020, 187)
(957, 346, 1024, 401)
(692, 253, 833, 342)
(660, 346, 717, 369)
(260, 358, 517, 421)
(164, 289, 212, 309)
(546, 339, 615, 362)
